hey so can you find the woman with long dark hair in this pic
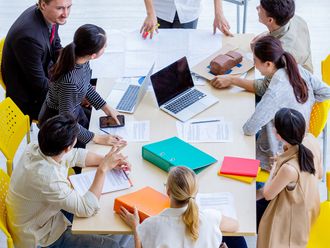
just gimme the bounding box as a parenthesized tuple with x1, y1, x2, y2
(39, 24, 126, 147)
(257, 108, 322, 247)
(243, 35, 330, 170)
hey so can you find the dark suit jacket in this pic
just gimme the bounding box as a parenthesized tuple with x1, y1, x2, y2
(1, 5, 61, 120)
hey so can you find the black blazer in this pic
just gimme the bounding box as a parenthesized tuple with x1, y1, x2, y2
(1, 5, 61, 119)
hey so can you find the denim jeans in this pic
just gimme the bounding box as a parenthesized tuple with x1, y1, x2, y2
(44, 227, 124, 248)
(157, 12, 198, 29)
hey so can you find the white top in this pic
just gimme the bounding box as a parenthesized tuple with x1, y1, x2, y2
(154, 0, 202, 24)
(137, 206, 222, 248)
(6, 143, 100, 248)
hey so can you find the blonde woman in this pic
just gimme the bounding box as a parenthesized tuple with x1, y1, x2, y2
(120, 166, 246, 248)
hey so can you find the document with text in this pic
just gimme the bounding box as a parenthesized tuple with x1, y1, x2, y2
(196, 192, 237, 219)
(176, 118, 232, 143)
(101, 120, 150, 142)
(69, 169, 132, 196)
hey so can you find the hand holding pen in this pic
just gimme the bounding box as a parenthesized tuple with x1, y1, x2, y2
(140, 15, 159, 39)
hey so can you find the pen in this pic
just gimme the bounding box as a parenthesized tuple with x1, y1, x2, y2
(190, 120, 221, 125)
(143, 23, 160, 39)
(123, 169, 133, 187)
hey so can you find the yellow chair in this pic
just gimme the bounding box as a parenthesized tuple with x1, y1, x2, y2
(0, 37, 6, 91)
(307, 172, 330, 248)
(0, 97, 30, 176)
(309, 55, 330, 180)
(0, 169, 14, 248)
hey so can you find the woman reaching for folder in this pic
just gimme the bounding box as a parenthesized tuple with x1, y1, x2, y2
(120, 166, 247, 248)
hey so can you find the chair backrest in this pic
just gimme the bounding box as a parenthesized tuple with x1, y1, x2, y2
(0, 97, 30, 175)
(0, 37, 6, 91)
(307, 172, 330, 247)
(309, 55, 330, 137)
(0, 169, 14, 248)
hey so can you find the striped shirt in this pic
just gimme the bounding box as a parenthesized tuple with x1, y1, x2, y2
(46, 62, 106, 144)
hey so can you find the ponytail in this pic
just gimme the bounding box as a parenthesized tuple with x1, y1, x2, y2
(182, 197, 199, 241)
(167, 166, 199, 241)
(282, 52, 308, 103)
(50, 42, 76, 81)
(298, 144, 315, 175)
(50, 24, 107, 82)
(275, 108, 315, 175)
(254, 36, 309, 104)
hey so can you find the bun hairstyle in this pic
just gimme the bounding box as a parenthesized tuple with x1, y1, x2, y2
(274, 108, 315, 175)
(167, 166, 199, 241)
(50, 24, 106, 81)
(253, 35, 308, 104)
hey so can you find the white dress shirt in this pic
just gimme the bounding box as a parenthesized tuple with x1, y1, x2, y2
(137, 206, 223, 248)
(6, 143, 100, 248)
(154, 0, 202, 24)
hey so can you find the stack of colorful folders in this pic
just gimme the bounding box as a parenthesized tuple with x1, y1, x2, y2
(218, 156, 260, 183)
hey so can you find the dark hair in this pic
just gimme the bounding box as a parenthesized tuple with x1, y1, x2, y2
(260, 0, 295, 26)
(274, 108, 315, 175)
(38, 113, 79, 156)
(38, 0, 53, 5)
(253, 35, 308, 103)
(50, 24, 106, 81)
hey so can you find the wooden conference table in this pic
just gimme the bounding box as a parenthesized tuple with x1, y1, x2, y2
(72, 32, 256, 236)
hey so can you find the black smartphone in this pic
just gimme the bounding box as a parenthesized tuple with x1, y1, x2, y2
(99, 115, 125, 128)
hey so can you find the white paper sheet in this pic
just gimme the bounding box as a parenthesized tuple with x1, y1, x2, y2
(101, 120, 150, 142)
(69, 169, 132, 196)
(196, 192, 237, 219)
(176, 118, 232, 143)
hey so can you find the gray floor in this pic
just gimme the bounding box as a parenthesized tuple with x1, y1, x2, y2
(1, 1, 330, 247)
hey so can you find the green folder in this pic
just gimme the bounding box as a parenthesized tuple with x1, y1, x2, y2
(142, 137, 217, 174)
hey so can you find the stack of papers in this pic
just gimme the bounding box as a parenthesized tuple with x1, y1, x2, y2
(69, 169, 132, 196)
(196, 192, 237, 219)
(176, 118, 232, 143)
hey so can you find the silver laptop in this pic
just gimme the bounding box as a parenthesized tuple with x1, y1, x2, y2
(150, 57, 218, 122)
(107, 64, 154, 113)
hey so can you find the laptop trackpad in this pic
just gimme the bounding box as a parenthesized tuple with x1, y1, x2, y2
(107, 89, 124, 106)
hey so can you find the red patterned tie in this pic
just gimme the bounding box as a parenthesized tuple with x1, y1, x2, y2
(49, 24, 56, 44)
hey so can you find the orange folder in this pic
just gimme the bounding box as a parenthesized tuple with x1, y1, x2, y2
(114, 186, 170, 222)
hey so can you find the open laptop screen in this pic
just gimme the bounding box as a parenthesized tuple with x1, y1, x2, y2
(150, 57, 194, 106)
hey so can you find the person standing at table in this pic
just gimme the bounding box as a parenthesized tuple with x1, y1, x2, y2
(120, 166, 248, 248)
(257, 108, 322, 248)
(211, 0, 313, 96)
(140, 0, 233, 39)
(39, 24, 126, 148)
(242, 36, 330, 170)
(1, 0, 72, 121)
(6, 114, 131, 248)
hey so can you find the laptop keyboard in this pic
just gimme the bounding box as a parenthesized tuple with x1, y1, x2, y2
(164, 89, 206, 114)
(116, 85, 140, 111)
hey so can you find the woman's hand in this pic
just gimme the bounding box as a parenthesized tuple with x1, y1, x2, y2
(102, 104, 121, 125)
(93, 134, 127, 147)
(140, 14, 158, 39)
(119, 206, 140, 230)
(213, 14, 233, 37)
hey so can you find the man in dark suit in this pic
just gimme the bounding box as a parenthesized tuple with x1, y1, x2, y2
(1, 0, 72, 121)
